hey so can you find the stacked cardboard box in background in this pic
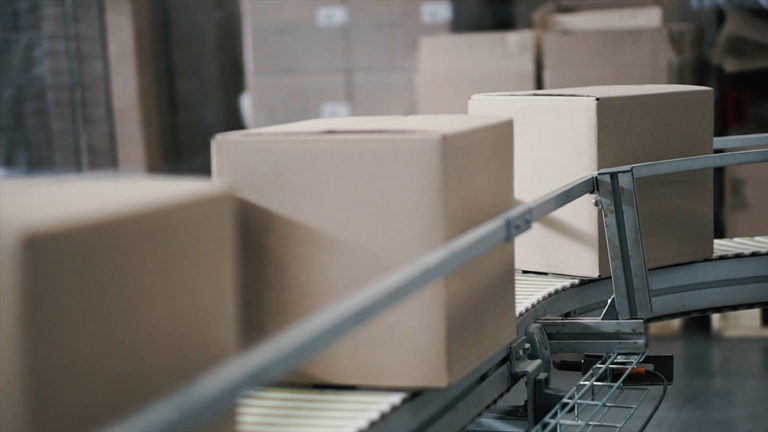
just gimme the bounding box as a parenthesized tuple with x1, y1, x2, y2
(533, 2, 701, 89)
(0, 176, 238, 432)
(414, 30, 536, 114)
(241, 0, 451, 128)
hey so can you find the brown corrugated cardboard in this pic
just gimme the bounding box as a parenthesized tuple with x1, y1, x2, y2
(541, 29, 678, 89)
(531, 2, 691, 89)
(0, 176, 238, 432)
(212, 115, 515, 388)
(247, 73, 349, 127)
(469, 85, 713, 277)
(348, 1, 410, 70)
(724, 145, 768, 237)
(415, 31, 536, 113)
(346, 0, 451, 70)
(351, 69, 414, 115)
(241, 0, 347, 74)
(536, 5, 663, 31)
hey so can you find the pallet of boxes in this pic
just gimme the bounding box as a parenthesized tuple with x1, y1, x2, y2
(240, 0, 452, 127)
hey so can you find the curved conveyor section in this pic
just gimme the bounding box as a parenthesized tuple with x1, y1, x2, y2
(237, 236, 768, 432)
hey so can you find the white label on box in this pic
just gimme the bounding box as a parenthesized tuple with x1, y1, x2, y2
(315, 5, 349, 28)
(420, 1, 453, 25)
(320, 101, 351, 118)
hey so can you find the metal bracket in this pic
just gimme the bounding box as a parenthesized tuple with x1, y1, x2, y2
(509, 325, 566, 429)
(538, 318, 647, 354)
(596, 170, 653, 319)
(600, 296, 619, 320)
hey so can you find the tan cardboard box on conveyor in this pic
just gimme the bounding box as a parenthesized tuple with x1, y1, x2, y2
(0, 176, 239, 432)
(469, 85, 713, 278)
(415, 30, 536, 114)
(212, 115, 515, 388)
(532, 3, 696, 89)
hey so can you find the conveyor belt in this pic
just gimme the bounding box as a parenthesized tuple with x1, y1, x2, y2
(237, 388, 407, 432)
(237, 236, 768, 432)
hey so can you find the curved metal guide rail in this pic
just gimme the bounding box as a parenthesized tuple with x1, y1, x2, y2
(98, 136, 768, 432)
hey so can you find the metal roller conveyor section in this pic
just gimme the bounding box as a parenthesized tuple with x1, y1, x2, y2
(99, 134, 768, 432)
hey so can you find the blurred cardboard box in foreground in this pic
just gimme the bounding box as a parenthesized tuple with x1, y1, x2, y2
(0, 176, 238, 432)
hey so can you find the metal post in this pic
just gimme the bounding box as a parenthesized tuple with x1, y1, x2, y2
(596, 170, 653, 319)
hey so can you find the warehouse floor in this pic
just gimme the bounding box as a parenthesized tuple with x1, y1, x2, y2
(467, 328, 768, 431)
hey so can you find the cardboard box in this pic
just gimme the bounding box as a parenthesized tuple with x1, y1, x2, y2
(247, 73, 350, 127)
(541, 29, 678, 89)
(0, 176, 238, 432)
(535, 4, 662, 31)
(469, 85, 713, 277)
(724, 146, 768, 237)
(241, 0, 347, 74)
(212, 115, 515, 388)
(415, 31, 536, 114)
(531, 2, 690, 89)
(351, 69, 414, 115)
(347, 1, 410, 70)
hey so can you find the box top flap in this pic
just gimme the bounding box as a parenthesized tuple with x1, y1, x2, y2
(0, 175, 225, 236)
(471, 84, 711, 101)
(216, 115, 512, 140)
(416, 30, 535, 72)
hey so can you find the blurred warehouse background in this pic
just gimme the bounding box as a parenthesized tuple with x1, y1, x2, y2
(2, 0, 766, 174)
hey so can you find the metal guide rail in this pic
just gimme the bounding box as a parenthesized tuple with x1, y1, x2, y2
(99, 135, 768, 432)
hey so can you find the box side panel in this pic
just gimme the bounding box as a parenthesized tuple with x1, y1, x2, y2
(542, 30, 675, 89)
(351, 70, 414, 115)
(417, 68, 536, 114)
(215, 136, 450, 387)
(469, 97, 601, 277)
(597, 90, 714, 271)
(247, 73, 348, 127)
(24, 196, 238, 432)
(0, 237, 28, 432)
(543, 63, 671, 89)
(442, 123, 517, 380)
(348, 1, 411, 69)
(243, 0, 346, 73)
